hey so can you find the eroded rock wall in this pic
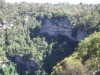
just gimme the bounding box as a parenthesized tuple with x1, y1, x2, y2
(40, 17, 88, 41)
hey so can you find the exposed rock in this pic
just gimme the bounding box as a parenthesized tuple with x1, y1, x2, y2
(14, 56, 39, 69)
(0, 58, 7, 67)
(93, 71, 100, 75)
(40, 17, 88, 41)
(0, 59, 4, 64)
(0, 21, 14, 29)
(76, 28, 88, 41)
(15, 56, 22, 63)
(26, 60, 38, 68)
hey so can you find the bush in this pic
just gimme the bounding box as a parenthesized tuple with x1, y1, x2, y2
(75, 31, 100, 71)
(51, 57, 86, 75)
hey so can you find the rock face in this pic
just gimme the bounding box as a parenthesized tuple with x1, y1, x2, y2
(76, 28, 88, 41)
(0, 21, 14, 29)
(93, 71, 100, 75)
(40, 17, 88, 41)
(14, 56, 39, 69)
(0, 58, 6, 67)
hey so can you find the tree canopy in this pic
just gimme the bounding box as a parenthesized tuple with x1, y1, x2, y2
(0, 1, 100, 75)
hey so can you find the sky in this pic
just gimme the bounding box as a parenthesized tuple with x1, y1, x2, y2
(5, 0, 100, 4)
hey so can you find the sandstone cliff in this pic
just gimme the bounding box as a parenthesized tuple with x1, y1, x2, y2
(40, 17, 88, 41)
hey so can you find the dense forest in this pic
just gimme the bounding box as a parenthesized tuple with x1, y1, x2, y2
(0, 0, 100, 75)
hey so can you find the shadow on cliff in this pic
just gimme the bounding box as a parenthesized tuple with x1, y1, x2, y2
(8, 54, 39, 75)
(29, 25, 78, 74)
(42, 34, 78, 74)
(29, 26, 41, 38)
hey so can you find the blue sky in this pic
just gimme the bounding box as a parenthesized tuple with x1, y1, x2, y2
(5, 0, 100, 4)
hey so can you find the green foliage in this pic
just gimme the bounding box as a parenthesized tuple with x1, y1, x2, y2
(51, 56, 86, 75)
(0, 1, 100, 75)
(0, 62, 18, 75)
(75, 32, 100, 70)
(0, 2, 100, 34)
(43, 35, 78, 74)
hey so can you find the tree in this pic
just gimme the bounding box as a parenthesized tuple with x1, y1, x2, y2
(75, 32, 100, 70)
(51, 57, 86, 75)
(0, 0, 5, 9)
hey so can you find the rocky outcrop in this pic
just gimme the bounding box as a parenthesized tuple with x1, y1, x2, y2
(0, 21, 14, 29)
(40, 17, 88, 41)
(14, 56, 39, 69)
(0, 58, 7, 67)
(76, 28, 88, 41)
(93, 71, 100, 75)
